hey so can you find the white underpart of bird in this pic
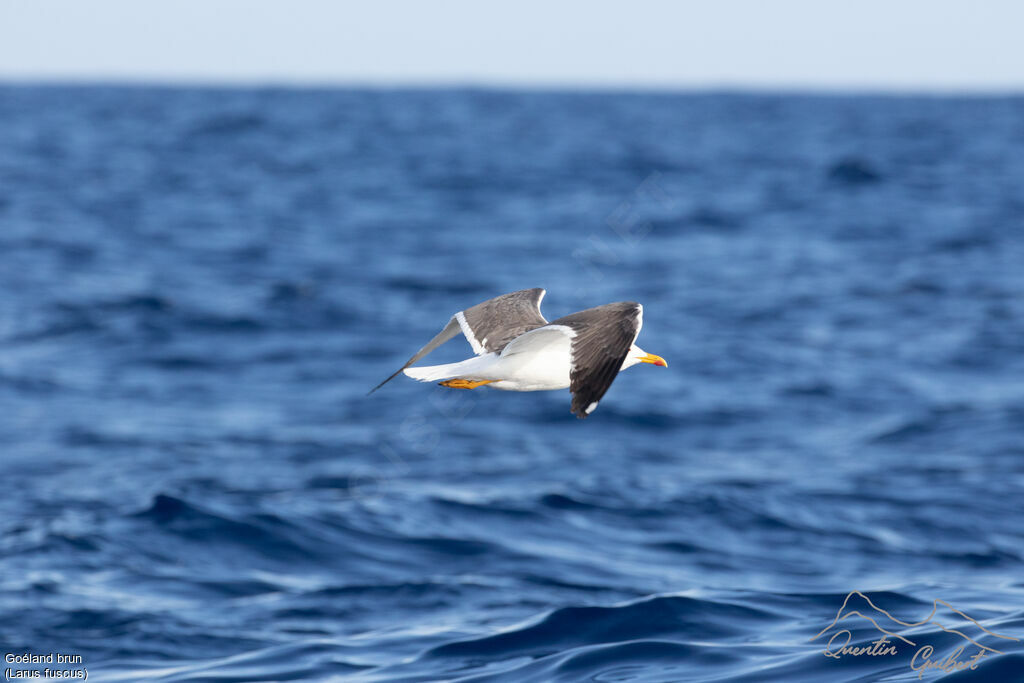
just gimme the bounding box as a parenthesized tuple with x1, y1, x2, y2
(369, 288, 667, 418)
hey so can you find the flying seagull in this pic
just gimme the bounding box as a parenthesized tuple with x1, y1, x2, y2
(369, 288, 666, 418)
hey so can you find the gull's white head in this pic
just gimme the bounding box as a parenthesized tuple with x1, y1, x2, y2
(621, 344, 668, 371)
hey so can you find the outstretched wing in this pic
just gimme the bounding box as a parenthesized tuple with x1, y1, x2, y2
(458, 288, 548, 354)
(548, 302, 642, 418)
(368, 288, 547, 394)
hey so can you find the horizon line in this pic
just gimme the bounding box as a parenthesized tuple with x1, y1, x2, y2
(2, 75, 1024, 98)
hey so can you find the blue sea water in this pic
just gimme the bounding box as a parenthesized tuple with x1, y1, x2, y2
(1, 85, 1024, 682)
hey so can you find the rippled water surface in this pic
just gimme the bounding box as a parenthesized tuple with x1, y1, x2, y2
(2, 86, 1024, 681)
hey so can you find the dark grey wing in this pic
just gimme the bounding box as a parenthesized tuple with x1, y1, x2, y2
(549, 302, 642, 418)
(458, 288, 547, 353)
(368, 288, 547, 394)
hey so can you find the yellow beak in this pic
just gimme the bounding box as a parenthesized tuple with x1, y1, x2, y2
(639, 352, 667, 367)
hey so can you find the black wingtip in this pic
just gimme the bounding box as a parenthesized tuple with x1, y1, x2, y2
(367, 367, 406, 396)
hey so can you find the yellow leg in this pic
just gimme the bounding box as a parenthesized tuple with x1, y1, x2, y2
(439, 379, 497, 389)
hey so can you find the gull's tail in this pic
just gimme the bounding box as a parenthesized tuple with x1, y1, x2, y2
(402, 354, 498, 383)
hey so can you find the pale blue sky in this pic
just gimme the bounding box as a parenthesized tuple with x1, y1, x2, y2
(2, 0, 1022, 91)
